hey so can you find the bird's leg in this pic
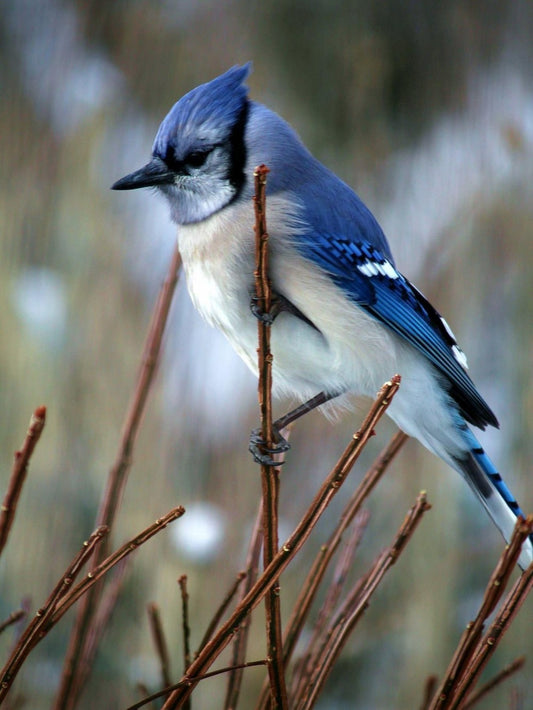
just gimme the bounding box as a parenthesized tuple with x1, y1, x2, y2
(251, 292, 321, 330)
(249, 289, 333, 464)
(249, 390, 342, 465)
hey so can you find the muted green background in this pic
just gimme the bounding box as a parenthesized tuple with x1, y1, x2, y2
(1, 1, 532, 708)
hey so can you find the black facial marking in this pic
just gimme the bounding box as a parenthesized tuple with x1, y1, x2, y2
(227, 99, 249, 196)
(163, 144, 182, 173)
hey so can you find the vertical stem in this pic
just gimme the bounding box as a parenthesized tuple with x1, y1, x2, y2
(253, 164, 274, 452)
(253, 165, 289, 710)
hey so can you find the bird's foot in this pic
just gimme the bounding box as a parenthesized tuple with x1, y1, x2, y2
(249, 426, 291, 466)
(250, 296, 280, 325)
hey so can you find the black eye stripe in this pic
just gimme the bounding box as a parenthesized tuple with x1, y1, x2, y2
(163, 145, 181, 172)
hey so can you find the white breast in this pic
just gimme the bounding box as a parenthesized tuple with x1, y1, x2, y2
(177, 193, 399, 401)
(177, 195, 300, 374)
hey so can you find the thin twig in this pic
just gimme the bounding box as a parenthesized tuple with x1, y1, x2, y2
(295, 491, 431, 710)
(276, 431, 407, 709)
(316, 511, 370, 641)
(0, 526, 108, 701)
(178, 577, 191, 672)
(0, 406, 46, 556)
(287, 511, 369, 705)
(51, 508, 185, 624)
(224, 501, 264, 709)
(0, 510, 182, 704)
(462, 657, 525, 709)
(420, 676, 439, 710)
(160, 376, 401, 709)
(253, 166, 273, 453)
(0, 610, 26, 636)
(509, 687, 524, 710)
(148, 601, 172, 689)
(449, 560, 533, 710)
(54, 244, 182, 710)
(127, 660, 268, 710)
(178, 576, 191, 710)
(80, 557, 130, 684)
(283, 431, 407, 670)
(429, 516, 533, 710)
(136, 683, 156, 710)
(252, 164, 289, 710)
(291, 511, 368, 699)
(196, 573, 247, 656)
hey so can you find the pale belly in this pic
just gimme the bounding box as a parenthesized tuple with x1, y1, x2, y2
(176, 196, 463, 462)
(180, 232, 398, 402)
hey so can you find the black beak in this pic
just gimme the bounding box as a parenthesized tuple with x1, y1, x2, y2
(111, 157, 175, 190)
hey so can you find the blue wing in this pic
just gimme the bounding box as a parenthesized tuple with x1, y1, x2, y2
(295, 232, 498, 430)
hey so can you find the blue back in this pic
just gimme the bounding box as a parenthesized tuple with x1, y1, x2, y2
(242, 72, 497, 430)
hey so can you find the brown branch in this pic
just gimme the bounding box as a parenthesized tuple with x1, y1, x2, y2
(196, 572, 247, 656)
(224, 501, 264, 709)
(54, 243, 182, 710)
(253, 164, 274, 453)
(0, 610, 26, 636)
(287, 511, 369, 705)
(0, 406, 46, 556)
(0, 526, 108, 701)
(509, 687, 524, 710)
(127, 660, 268, 710)
(420, 676, 439, 710)
(316, 510, 370, 642)
(429, 516, 533, 710)
(272, 431, 407, 710)
(148, 601, 172, 689)
(251, 164, 288, 709)
(161, 376, 401, 709)
(283, 431, 407, 671)
(136, 683, 156, 710)
(294, 491, 431, 710)
(51, 508, 185, 624)
(178, 577, 191, 672)
(462, 657, 525, 709)
(252, 164, 288, 710)
(177, 576, 191, 710)
(79, 556, 130, 686)
(449, 559, 533, 710)
(0, 508, 183, 703)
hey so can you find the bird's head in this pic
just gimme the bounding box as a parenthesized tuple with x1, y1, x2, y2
(112, 64, 251, 225)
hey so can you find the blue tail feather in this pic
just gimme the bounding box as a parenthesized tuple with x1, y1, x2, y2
(454, 425, 532, 568)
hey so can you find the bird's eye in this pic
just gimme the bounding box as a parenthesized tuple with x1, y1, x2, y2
(185, 150, 210, 168)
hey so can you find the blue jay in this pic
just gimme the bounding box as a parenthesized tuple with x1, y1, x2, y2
(113, 64, 532, 568)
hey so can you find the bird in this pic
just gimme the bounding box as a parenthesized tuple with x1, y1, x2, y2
(112, 63, 532, 568)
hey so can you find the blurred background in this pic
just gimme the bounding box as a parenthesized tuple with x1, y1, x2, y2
(1, 1, 532, 707)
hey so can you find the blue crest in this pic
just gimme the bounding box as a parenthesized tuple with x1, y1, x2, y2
(152, 64, 252, 157)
